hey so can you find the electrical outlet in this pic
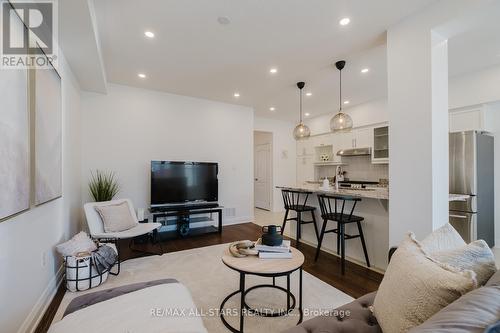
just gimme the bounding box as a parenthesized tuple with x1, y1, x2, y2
(41, 251, 47, 268)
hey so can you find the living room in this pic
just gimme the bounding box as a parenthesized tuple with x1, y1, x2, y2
(1, 0, 500, 333)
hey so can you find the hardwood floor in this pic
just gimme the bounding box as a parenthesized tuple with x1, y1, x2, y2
(35, 222, 382, 333)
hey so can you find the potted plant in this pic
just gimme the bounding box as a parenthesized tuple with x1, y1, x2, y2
(88, 170, 120, 202)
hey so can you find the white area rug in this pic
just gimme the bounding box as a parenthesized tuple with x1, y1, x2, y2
(53, 244, 353, 332)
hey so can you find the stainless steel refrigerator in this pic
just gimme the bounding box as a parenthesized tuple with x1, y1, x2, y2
(449, 131, 494, 247)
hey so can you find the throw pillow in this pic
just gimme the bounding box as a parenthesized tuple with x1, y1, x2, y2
(373, 233, 477, 333)
(420, 223, 466, 253)
(430, 240, 497, 286)
(56, 231, 97, 257)
(94, 201, 137, 233)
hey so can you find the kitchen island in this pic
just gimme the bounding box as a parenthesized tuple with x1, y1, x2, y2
(277, 184, 390, 271)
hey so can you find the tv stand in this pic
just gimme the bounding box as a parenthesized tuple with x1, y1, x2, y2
(151, 206, 222, 240)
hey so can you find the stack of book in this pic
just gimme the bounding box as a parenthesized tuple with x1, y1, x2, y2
(255, 238, 292, 259)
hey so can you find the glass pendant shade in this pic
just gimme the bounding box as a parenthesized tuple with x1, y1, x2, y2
(293, 122, 311, 140)
(330, 112, 353, 132)
(330, 60, 353, 133)
(293, 81, 311, 140)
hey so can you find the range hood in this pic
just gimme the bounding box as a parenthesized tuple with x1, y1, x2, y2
(336, 147, 372, 157)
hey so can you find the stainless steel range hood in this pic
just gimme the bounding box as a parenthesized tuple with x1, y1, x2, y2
(336, 147, 372, 157)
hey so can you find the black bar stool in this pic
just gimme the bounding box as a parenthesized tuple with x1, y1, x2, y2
(315, 194, 370, 274)
(280, 189, 319, 244)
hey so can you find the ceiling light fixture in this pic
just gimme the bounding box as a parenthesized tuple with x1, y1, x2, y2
(306, 92, 312, 97)
(138, 73, 146, 79)
(305, 113, 310, 117)
(269, 68, 278, 74)
(233, 92, 240, 98)
(330, 60, 353, 133)
(144, 31, 155, 38)
(344, 100, 350, 104)
(269, 107, 276, 111)
(293, 82, 311, 140)
(339, 17, 351, 26)
(361, 68, 369, 73)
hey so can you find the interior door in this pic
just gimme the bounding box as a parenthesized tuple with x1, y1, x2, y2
(254, 143, 271, 210)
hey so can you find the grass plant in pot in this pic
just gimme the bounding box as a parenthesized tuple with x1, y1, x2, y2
(88, 170, 120, 202)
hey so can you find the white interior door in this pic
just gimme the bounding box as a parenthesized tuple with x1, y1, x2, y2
(254, 143, 271, 210)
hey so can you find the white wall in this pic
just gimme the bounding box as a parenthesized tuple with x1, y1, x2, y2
(449, 64, 500, 109)
(254, 117, 297, 212)
(304, 98, 388, 135)
(0, 54, 82, 333)
(81, 84, 254, 224)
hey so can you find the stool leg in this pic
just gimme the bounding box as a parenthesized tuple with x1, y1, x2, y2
(315, 218, 328, 261)
(311, 210, 319, 242)
(340, 223, 346, 275)
(357, 221, 371, 267)
(281, 209, 289, 235)
(296, 211, 301, 242)
(336, 222, 341, 255)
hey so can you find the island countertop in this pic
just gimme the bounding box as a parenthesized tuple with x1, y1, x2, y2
(276, 184, 389, 200)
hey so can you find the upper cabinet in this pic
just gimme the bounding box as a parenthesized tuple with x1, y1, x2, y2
(372, 125, 389, 164)
(449, 106, 489, 133)
(296, 138, 314, 156)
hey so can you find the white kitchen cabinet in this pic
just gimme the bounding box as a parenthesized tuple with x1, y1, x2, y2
(354, 128, 372, 148)
(449, 106, 486, 132)
(296, 155, 314, 184)
(372, 126, 389, 164)
(296, 138, 314, 156)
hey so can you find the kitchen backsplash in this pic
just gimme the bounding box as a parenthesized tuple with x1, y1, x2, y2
(316, 155, 388, 182)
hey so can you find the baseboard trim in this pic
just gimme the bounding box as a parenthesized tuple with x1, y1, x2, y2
(224, 216, 255, 226)
(18, 265, 64, 333)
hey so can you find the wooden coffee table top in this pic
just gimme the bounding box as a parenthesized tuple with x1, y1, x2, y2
(222, 247, 304, 275)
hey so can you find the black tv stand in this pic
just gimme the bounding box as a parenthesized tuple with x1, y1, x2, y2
(151, 202, 219, 213)
(151, 205, 222, 240)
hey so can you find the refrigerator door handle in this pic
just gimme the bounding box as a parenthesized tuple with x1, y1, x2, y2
(449, 214, 468, 219)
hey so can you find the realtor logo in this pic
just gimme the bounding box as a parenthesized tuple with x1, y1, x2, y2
(1, 0, 57, 68)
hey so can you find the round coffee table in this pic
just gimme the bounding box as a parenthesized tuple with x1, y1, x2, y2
(220, 247, 305, 333)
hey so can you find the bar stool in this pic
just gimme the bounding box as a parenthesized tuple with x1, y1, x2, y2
(315, 193, 370, 274)
(280, 189, 319, 244)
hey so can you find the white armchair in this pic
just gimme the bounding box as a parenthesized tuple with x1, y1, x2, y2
(84, 199, 162, 274)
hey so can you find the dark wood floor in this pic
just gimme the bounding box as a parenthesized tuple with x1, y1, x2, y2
(35, 222, 382, 333)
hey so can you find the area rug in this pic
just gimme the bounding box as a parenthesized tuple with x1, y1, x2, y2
(53, 243, 353, 332)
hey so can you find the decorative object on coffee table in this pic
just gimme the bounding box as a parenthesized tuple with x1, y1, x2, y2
(262, 225, 283, 246)
(220, 247, 305, 332)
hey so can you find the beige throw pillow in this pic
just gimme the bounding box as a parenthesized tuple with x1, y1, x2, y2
(420, 223, 466, 253)
(373, 233, 477, 333)
(94, 201, 137, 233)
(429, 240, 497, 286)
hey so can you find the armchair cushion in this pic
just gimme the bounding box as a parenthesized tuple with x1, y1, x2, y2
(94, 201, 137, 232)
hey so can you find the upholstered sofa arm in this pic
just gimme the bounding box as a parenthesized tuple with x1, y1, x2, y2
(283, 292, 381, 333)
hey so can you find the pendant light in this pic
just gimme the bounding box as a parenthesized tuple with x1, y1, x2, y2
(330, 60, 353, 132)
(293, 81, 311, 140)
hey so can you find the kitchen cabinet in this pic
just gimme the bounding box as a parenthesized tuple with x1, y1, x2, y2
(449, 106, 487, 133)
(296, 138, 314, 156)
(297, 155, 314, 184)
(338, 128, 372, 150)
(372, 125, 389, 164)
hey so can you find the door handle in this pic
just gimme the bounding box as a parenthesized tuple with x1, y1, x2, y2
(255, 178, 258, 181)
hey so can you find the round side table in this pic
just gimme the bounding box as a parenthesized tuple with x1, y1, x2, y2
(220, 247, 305, 333)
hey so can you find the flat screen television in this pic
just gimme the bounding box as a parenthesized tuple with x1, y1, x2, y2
(151, 161, 218, 208)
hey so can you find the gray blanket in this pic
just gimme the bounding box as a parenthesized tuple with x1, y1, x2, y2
(91, 245, 117, 274)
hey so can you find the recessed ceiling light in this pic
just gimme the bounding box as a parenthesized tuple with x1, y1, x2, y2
(269, 68, 278, 74)
(217, 16, 231, 25)
(233, 92, 240, 98)
(144, 31, 155, 38)
(304, 112, 310, 117)
(361, 68, 369, 73)
(138, 73, 146, 79)
(339, 18, 350, 26)
(344, 100, 350, 104)
(306, 92, 312, 97)
(269, 107, 276, 111)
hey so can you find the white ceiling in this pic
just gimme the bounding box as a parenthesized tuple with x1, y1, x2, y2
(93, 0, 437, 121)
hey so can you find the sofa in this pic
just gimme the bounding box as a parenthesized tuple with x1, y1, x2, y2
(284, 265, 500, 333)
